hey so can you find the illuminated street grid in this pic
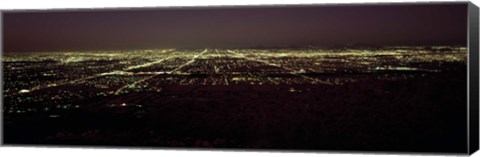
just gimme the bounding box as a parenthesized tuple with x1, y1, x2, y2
(2, 46, 466, 114)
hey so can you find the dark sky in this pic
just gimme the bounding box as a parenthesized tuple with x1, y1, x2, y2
(3, 3, 468, 52)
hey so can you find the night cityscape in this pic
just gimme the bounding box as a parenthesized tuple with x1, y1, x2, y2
(2, 3, 470, 153)
(3, 46, 468, 152)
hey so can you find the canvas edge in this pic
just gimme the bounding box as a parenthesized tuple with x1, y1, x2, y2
(0, 1, 471, 14)
(468, 1, 479, 155)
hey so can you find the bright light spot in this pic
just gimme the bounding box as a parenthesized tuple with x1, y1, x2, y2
(18, 89, 30, 93)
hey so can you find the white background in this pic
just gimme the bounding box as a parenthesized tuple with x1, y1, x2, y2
(0, 0, 479, 157)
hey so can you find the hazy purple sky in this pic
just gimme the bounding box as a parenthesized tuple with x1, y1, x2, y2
(3, 3, 468, 52)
